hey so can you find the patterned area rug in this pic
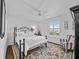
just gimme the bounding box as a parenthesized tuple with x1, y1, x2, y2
(12, 42, 73, 59)
(26, 43, 64, 59)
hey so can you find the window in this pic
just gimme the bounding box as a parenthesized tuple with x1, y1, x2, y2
(49, 20, 60, 35)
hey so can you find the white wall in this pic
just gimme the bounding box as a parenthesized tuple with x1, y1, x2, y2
(0, 34, 8, 59)
(39, 12, 75, 44)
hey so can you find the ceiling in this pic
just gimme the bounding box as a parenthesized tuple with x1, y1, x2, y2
(6, 0, 79, 22)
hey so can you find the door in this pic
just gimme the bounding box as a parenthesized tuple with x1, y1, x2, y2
(70, 5, 79, 59)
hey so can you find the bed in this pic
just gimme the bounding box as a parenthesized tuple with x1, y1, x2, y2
(14, 26, 47, 57)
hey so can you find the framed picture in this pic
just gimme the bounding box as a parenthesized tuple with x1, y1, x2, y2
(64, 21, 68, 30)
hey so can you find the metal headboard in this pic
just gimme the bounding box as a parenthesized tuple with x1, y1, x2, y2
(14, 26, 31, 44)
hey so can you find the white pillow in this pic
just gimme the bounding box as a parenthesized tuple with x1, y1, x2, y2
(23, 31, 34, 37)
(16, 31, 24, 37)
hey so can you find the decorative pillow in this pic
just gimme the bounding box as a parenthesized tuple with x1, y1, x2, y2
(16, 31, 24, 37)
(23, 31, 34, 37)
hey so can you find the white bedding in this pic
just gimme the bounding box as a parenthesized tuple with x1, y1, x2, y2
(15, 35, 47, 55)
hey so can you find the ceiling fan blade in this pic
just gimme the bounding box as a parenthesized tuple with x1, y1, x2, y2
(22, 0, 40, 12)
(22, 0, 47, 14)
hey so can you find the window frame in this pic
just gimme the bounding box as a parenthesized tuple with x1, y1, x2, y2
(49, 20, 60, 35)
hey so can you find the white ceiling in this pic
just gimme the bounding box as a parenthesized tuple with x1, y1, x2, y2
(6, 0, 79, 22)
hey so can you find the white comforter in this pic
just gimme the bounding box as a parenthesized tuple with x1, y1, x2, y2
(15, 36, 47, 55)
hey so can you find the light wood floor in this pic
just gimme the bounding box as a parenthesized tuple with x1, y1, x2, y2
(6, 45, 14, 59)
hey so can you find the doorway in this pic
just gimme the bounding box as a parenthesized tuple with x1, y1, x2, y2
(70, 5, 79, 59)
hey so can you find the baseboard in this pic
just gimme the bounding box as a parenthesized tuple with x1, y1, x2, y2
(48, 41, 62, 47)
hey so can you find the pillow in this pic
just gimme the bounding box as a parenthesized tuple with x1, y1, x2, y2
(23, 31, 34, 37)
(16, 31, 24, 37)
(16, 30, 34, 39)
